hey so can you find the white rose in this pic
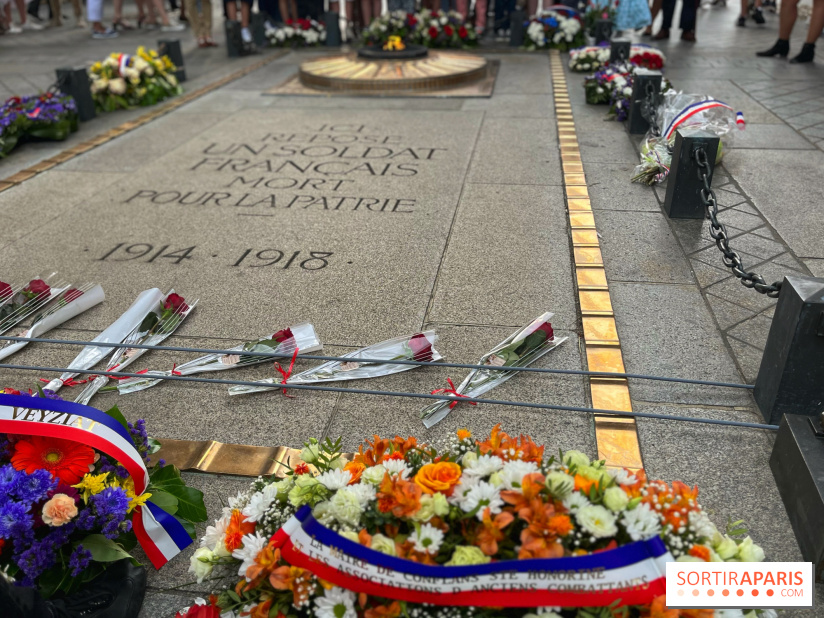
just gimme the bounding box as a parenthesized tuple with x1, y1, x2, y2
(432, 492, 449, 517)
(461, 451, 478, 467)
(339, 530, 360, 543)
(188, 548, 215, 583)
(545, 472, 574, 499)
(411, 494, 436, 521)
(371, 533, 397, 556)
(361, 465, 386, 485)
(562, 450, 590, 469)
(602, 487, 629, 512)
(108, 77, 127, 95)
(736, 537, 765, 562)
(329, 488, 362, 528)
(576, 505, 618, 538)
(712, 533, 739, 560)
(213, 540, 231, 557)
(300, 441, 320, 464)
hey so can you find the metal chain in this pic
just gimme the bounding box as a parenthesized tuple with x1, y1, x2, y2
(641, 80, 661, 137)
(696, 147, 782, 297)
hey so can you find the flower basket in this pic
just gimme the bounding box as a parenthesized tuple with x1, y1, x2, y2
(0, 93, 78, 158)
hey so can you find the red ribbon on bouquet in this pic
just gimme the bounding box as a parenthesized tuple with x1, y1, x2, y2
(431, 378, 476, 409)
(274, 348, 299, 398)
(39, 376, 94, 388)
(108, 363, 150, 381)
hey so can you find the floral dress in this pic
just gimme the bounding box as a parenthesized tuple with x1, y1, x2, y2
(615, 0, 652, 31)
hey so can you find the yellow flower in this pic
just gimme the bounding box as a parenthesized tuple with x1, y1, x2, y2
(111, 477, 152, 513)
(73, 472, 109, 503)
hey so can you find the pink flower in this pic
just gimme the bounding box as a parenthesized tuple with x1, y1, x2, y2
(42, 493, 79, 527)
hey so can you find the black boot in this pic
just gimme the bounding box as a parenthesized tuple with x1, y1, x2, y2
(756, 38, 789, 57)
(790, 42, 815, 63)
(50, 560, 147, 618)
(752, 7, 765, 23)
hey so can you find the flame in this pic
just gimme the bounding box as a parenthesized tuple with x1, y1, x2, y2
(383, 36, 406, 51)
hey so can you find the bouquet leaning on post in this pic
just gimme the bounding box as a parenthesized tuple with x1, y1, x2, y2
(89, 47, 182, 112)
(421, 312, 566, 428)
(176, 425, 773, 618)
(115, 323, 322, 395)
(227, 331, 441, 396)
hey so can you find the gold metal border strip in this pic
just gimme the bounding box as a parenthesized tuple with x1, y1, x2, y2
(0, 51, 289, 193)
(549, 51, 643, 471)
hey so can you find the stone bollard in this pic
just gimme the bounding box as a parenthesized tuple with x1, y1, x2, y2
(662, 130, 720, 219)
(250, 12, 268, 48)
(754, 276, 824, 425)
(157, 39, 186, 82)
(593, 19, 613, 45)
(509, 9, 526, 47)
(55, 68, 96, 122)
(224, 20, 249, 57)
(610, 39, 631, 63)
(627, 68, 662, 135)
(324, 12, 341, 46)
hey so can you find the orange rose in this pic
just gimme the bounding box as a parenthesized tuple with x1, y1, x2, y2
(344, 461, 366, 484)
(413, 462, 462, 496)
(42, 494, 78, 526)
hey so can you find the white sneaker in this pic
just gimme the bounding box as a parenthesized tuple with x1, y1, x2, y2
(21, 20, 44, 30)
(161, 20, 185, 31)
(76, 17, 87, 28)
(241, 26, 252, 43)
(7, 24, 22, 34)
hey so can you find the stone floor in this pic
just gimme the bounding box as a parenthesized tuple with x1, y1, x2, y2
(1, 2, 823, 616)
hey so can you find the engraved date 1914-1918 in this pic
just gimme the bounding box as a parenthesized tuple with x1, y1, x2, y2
(97, 243, 333, 270)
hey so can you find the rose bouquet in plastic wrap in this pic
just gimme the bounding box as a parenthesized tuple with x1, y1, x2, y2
(570, 44, 666, 72)
(266, 18, 326, 47)
(632, 91, 744, 185)
(0, 390, 206, 596)
(175, 425, 773, 618)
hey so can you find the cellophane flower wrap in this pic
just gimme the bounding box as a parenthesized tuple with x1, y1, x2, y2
(177, 426, 773, 618)
(0, 274, 70, 336)
(0, 93, 78, 157)
(420, 312, 567, 428)
(361, 10, 478, 49)
(89, 47, 182, 112)
(266, 18, 326, 47)
(632, 91, 742, 185)
(525, 10, 585, 52)
(227, 331, 440, 396)
(116, 324, 321, 395)
(0, 390, 206, 597)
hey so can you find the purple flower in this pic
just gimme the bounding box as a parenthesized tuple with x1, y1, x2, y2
(69, 545, 92, 576)
(90, 486, 129, 519)
(12, 468, 56, 504)
(0, 500, 33, 538)
(0, 464, 17, 494)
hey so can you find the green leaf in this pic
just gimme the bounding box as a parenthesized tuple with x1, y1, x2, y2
(79, 534, 134, 562)
(147, 437, 162, 455)
(149, 462, 185, 488)
(104, 405, 130, 434)
(175, 515, 197, 540)
(148, 489, 179, 514)
(166, 485, 207, 522)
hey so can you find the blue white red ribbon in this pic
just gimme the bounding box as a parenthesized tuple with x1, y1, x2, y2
(664, 99, 734, 140)
(116, 53, 132, 76)
(270, 506, 671, 607)
(736, 111, 746, 129)
(0, 393, 191, 569)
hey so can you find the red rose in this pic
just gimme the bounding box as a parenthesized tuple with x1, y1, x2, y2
(285, 18, 293, 24)
(24, 279, 50, 297)
(534, 322, 554, 340)
(428, 26, 439, 38)
(408, 14, 417, 26)
(409, 333, 433, 362)
(444, 25, 454, 36)
(2, 388, 21, 395)
(458, 25, 468, 38)
(63, 288, 84, 303)
(163, 293, 188, 313)
(272, 328, 294, 343)
(175, 603, 221, 618)
(0, 281, 12, 299)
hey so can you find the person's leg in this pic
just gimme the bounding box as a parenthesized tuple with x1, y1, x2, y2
(643, 0, 662, 34)
(790, 0, 824, 61)
(240, 0, 249, 26)
(679, 0, 697, 35)
(47, 0, 60, 25)
(184, 0, 201, 37)
(475, 0, 487, 31)
(779, 0, 799, 38)
(654, 0, 674, 36)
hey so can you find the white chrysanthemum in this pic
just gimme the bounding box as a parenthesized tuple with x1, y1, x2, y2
(688, 510, 717, 540)
(227, 491, 247, 510)
(317, 469, 352, 491)
(608, 468, 637, 486)
(448, 473, 481, 505)
(382, 458, 411, 479)
(621, 503, 662, 541)
(462, 454, 504, 478)
(576, 505, 618, 538)
(314, 587, 357, 618)
(329, 488, 363, 528)
(410, 523, 444, 554)
(499, 460, 539, 491)
(201, 515, 229, 550)
(241, 484, 279, 523)
(361, 464, 386, 485)
(347, 482, 376, 507)
(562, 492, 590, 511)
(460, 481, 503, 520)
(232, 532, 267, 578)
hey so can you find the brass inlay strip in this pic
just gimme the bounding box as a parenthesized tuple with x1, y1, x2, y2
(0, 50, 290, 191)
(550, 50, 643, 471)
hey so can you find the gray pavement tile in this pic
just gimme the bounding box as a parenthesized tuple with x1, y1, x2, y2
(586, 164, 661, 212)
(726, 312, 774, 349)
(672, 78, 782, 124)
(786, 111, 824, 129)
(727, 337, 767, 383)
(704, 291, 760, 330)
(729, 123, 817, 149)
(593, 210, 695, 284)
(771, 251, 812, 274)
(669, 219, 716, 255)
(140, 592, 192, 618)
(491, 55, 552, 94)
(609, 282, 753, 407)
(706, 266, 779, 314)
(689, 257, 733, 288)
(462, 94, 554, 118)
(577, 129, 639, 163)
(803, 258, 824, 277)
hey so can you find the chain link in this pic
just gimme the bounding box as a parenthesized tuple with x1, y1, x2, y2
(695, 147, 782, 297)
(641, 80, 661, 137)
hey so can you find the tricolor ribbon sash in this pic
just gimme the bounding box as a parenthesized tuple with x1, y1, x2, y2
(0, 394, 191, 569)
(270, 506, 671, 607)
(116, 53, 132, 76)
(736, 111, 746, 128)
(664, 99, 734, 140)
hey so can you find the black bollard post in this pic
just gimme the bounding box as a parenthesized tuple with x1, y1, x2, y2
(610, 39, 631, 63)
(324, 11, 341, 46)
(250, 12, 268, 48)
(509, 9, 526, 47)
(225, 20, 248, 57)
(754, 276, 824, 425)
(662, 131, 720, 219)
(627, 69, 661, 134)
(593, 19, 613, 45)
(769, 414, 824, 577)
(55, 68, 96, 122)
(157, 39, 186, 82)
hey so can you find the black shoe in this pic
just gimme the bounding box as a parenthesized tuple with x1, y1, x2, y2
(756, 38, 789, 57)
(51, 560, 147, 618)
(752, 8, 765, 23)
(790, 42, 815, 63)
(737, 16, 746, 26)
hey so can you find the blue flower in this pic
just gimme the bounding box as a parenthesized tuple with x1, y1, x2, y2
(12, 468, 56, 504)
(69, 545, 92, 576)
(0, 500, 33, 538)
(91, 486, 129, 519)
(0, 464, 17, 494)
